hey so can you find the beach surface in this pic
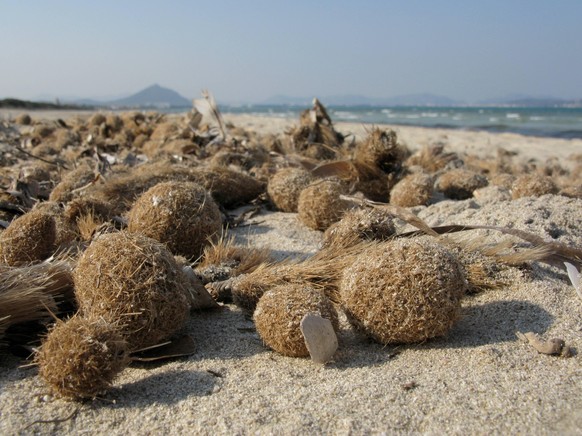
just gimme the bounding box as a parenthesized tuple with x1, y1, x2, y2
(1, 110, 581, 434)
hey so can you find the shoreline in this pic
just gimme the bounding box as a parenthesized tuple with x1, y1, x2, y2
(3, 107, 582, 143)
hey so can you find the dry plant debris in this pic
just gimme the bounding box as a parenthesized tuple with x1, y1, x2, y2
(0, 96, 580, 409)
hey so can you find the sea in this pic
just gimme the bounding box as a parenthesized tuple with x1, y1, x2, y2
(217, 105, 582, 140)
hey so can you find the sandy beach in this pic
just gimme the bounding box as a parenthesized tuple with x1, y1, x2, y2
(1, 109, 581, 434)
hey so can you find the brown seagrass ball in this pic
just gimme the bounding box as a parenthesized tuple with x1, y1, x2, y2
(73, 231, 190, 349)
(511, 174, 558, 199)
(0, 210, 56, 265)
(322, 208, 396, 248)
(389, 172, 434, 207)
(254, 283, 339, 357)
(437, 168, 488, 200)
(15, 113, 32, 125)
(127, 181, 222, 259)
(339, 237, 466, 344)
(49, 165, 96, 203)
(297, 179, 351, 231)
(267, 167, 314, 212)
(37, 315, 129, 400)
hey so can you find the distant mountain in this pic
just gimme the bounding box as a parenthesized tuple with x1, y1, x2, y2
(66, 84, 191, 108)
(262, 93, 460, 107)
(106, 84, 191, 108)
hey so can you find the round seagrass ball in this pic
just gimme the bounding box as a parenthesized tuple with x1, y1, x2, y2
(437, 168, 488, 200)
(0, 210, 56, 265)
(511, 174, 558, 199)
(73, 231, 190, 349)
(15, 113, 32, 125)
(254, 283, 339, 357)
(297, 179, 351, 231)
(322, 207, 396, 248)
(339, 237, 466, 344)
(267, 167, 314, 212)
(127, 181, 222, 259)
(389, 172, 434, 207)
(37, 315, 129, 400)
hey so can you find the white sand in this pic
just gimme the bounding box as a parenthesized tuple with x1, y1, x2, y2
(1, 112, 581, 434)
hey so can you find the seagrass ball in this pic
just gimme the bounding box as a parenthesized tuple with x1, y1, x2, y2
(322, 208, 396, 248)
(389, 172, 434, 207)
(33, 201, 77, 248)
(73, 231, 190, 349)
(15, 113, 32, 125)
(559, 184, 582, 199)
(64, 197, 114, 224)
(127, 181, 222, 259)
(49, 165, 96, 203)
(253, 283, 339, 357)
(511, 174, 558, 199)
(194, 167, 265, 209)
(339, 237, 466, 344)
(437, 168, 488, 200)
(88, 113, 106, 127)
(355, 128, 408, 174)
(0, 210, 56, 265)
(297, 179, 350, 230)
(489, 173, 515, 190)
(267, 167, 314, 212)
(37, 315, 129, 400)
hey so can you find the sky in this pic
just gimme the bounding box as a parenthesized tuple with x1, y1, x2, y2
(1, 1, 581, 103)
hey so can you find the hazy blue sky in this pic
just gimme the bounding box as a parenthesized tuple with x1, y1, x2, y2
(1, 1, 581, 103)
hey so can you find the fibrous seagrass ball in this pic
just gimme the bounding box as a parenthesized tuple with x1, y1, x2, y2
(355, 128, 408, 174)
(15, 113, 32, 125)
(511, 174, 558, 199)
(88, 113, 106, 127)
(194, 167, 265, 209)
(489, 173, 516, 190)
(254, 283, 339, 357)
(389, 172, 434, 207)
(34, 124, 54, 139)
(267, 167, 314, 212)
(339, 237, 466, 344)
(559, 184, 582, 199)
(0, 210, 56, 265)
(49, 165, 96, 203)
(437, 168, 488, 200)
(32, 201, 78, 248)
(64, 197, 114, 224)
(37, 315, 129, 400)
(322, 208, 396, 248)
(297, 179, 351, 231)
(74, 231, 190, 349)
(127, 181, 222, 259)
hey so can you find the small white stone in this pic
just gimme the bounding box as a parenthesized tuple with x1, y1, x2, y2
(300, 313, 338, 364)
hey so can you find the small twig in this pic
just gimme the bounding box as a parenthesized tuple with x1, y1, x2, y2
(13, 145, 69, 170)
(70, 173, 101, 195)
(206, 369, 224, 378)
(23, 407, 79, 431)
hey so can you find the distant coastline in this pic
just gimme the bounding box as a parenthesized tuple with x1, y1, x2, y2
(2, 96, 581, 140)
(0, 98, 92, 110)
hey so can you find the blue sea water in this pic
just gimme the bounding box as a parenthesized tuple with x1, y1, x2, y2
(219, 105, 582, 139)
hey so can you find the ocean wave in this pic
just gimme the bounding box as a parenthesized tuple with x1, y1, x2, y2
(218, 105, 582, 139)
